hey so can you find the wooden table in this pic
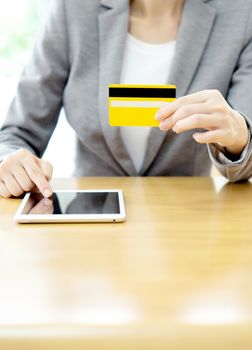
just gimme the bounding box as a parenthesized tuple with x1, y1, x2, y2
(1, 176, 252, 350)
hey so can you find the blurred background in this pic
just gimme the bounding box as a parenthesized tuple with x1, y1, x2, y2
(0, 0, 75, 177)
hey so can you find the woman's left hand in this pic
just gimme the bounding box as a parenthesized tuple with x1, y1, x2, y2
(155, 89, 249, 155)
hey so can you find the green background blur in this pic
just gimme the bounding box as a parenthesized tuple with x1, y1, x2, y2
(0, 0, 76, 178)
(0, 0, 49, 76)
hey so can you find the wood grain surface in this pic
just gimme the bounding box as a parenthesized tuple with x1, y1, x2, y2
(0, 176, 252, 350)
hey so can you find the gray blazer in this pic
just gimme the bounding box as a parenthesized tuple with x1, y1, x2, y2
(1, 0, 252, 181)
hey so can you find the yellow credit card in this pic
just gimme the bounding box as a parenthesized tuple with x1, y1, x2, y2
(109, 84, 176, 127)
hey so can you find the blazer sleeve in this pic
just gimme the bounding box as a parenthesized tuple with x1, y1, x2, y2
(208, 5, 252, 182)
(0, 0, 69, 161)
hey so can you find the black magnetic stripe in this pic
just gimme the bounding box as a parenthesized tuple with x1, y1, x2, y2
(109, 87, 176, 98)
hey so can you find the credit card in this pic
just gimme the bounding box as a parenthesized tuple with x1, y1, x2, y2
(109, 84, 176, 127)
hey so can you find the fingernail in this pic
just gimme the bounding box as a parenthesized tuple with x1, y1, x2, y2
(155, 108, 163, 120)
(44, 189, 52, 198)
(193, 134, 198, 141)
(159, 123, 165, 131)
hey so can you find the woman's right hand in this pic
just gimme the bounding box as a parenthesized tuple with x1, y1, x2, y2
(0, 149, 53, 198)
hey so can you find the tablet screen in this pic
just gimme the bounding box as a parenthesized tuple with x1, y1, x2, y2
(20, 191, 121, 215)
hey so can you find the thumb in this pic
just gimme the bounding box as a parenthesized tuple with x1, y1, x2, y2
(38, 159, 53, 181)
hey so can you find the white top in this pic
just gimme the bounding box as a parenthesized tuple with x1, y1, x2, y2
(120, 33, 176, 173)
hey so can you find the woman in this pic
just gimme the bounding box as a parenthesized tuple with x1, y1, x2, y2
(0, 0, 252, 198)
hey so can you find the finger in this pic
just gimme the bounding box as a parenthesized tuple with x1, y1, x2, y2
(155, 91, 210, 121)
(177, 90, 212, 105)
(172, 114, 220, 134)
(193, 130, 224, 144)
(21, 157, 52, 197)
(0, 180, 11, 198)
(38, 159, 53, 181)
(12, 165, 35, 192)
(29, 197, 53, 215)
(2, 174, 24, 197)
(159, 103, 212, 131)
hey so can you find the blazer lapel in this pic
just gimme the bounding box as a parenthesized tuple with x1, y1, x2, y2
(98, 0, 137, 176)
(169, 0, 217, 98)
(141, 0, 217, 175)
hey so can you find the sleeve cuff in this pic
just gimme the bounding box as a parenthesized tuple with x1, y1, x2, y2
(208, 115, 252, 166)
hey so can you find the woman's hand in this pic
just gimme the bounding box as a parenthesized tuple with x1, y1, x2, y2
(0, 149, 53, 198)
(155, 89, 249, 155)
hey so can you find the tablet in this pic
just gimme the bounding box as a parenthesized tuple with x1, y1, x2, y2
(14, 190, 126, 223)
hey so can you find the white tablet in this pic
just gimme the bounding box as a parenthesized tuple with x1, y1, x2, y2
(14, 190, 126, 223)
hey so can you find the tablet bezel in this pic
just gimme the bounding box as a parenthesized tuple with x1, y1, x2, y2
(14, 189, 126, 223)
